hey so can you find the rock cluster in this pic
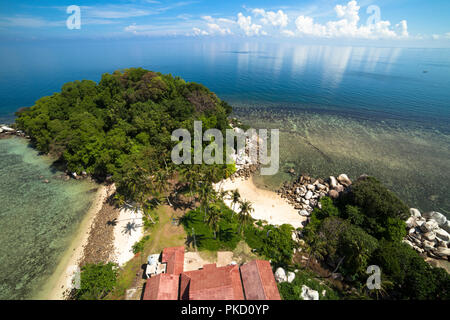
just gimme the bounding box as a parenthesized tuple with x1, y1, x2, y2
(301, 285, 319, 300)
(278, 174, 352, 217)
(0, 125, 29, 139)
(403, 208, 450, 260)
(229, 126, 260, 180)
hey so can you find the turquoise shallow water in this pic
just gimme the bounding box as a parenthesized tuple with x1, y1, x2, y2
(0, 137, 97, 299)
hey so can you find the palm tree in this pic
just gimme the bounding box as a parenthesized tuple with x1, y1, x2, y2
(237, 200, 253, 234)
(207, 203, 221, 239)
(230, 189, 241, 216)
(218, 189, 230, 202)
(153, 170, 173, 206)
(199, 182, 216, 221)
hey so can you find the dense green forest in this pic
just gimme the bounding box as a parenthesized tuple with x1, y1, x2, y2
(15, 68, 234, 210)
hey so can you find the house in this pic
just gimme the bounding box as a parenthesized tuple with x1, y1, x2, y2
(142, 247, 281, 301)
(179, 263, 244, 300)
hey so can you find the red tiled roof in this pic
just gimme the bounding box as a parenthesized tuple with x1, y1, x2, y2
(162, 246, 185, 275)
(180, 263, 244, 300)
(143, 273, 179, 300)
(240, 260, 281, 300)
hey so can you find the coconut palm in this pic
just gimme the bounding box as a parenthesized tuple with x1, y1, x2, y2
(230, 189, 241, 215)
(207, 203, 222, 239)
(237, 200, 254, 234)
(153, 170, 173, 206)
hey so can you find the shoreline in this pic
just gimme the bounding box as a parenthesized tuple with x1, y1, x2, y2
(215, 176, 307, 229)
(40, 184, 111, 300)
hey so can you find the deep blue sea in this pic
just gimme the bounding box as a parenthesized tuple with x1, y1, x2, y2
(1, 39, 449, 127)
(0, 39, 449, 299)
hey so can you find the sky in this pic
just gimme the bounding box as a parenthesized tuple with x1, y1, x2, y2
(1, 0, 450, 45)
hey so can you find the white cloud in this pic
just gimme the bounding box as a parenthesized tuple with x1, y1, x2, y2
(0, 16, 63, 28)
(294, 1, 408, 39)
(252, 9, 289, 28)
(281, 29, 295, 37)
(237, 13, 262, 36)
(192, 27, 209, 36)
(207, 23, 231, 35)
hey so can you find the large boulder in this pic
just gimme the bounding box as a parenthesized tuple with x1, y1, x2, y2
(442, 221, 450, 234)
(435, 228, 450, 242)
(328, 190, 339, 199)
(1, 125, 14, 132)
(423, 211, 447, 227)
(420, 220, 439, 233)
(435, 247, 450, 258)
(329, 176, 338, 188)
(406, 217, 417, 229)
(423, 232, 436, 242)
(409, 208, 421, 218)
(337, 174, 352, 187)
(287, 272, 296, 283)
(423, 240, 436, 251)
(305, 191, 313, 200)
(275, 267, 287, 283)
(301, 285, 319, 300)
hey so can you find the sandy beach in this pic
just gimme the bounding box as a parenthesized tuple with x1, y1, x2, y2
(215, 176, 307, 229)
(110, 205, 144, 266)
(41, 183, 146, 299)
(42, 184, 113, 300)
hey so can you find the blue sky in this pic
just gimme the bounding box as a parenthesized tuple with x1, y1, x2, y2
(1, 0, 449, 44)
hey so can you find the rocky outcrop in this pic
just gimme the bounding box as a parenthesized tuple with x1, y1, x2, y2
(278, 174, 351, 217)
(301, 285, 319, 300)
(404, 208, 449, 261)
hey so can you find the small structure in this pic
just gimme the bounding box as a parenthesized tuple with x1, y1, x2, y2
(145, 254, 165, 278)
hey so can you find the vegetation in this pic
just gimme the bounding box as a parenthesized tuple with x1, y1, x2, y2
(301, 177, 450, 300)
(15, 68, 237, 225)
(73, 262, 118, 300)
(278, 268, 340, 300)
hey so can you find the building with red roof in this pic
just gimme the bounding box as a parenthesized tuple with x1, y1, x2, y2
(143, 273, 179, 300)
(161, 246, 185, 275)
(142, 247, 281, 301)
(179, 263, 244, 300)
(240, 260, 281, 300)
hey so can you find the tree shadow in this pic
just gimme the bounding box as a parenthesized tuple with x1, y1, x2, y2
(107, 218, 118, 226)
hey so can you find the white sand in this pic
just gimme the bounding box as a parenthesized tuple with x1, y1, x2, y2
(43, 184, 113, 300)
(215, 176, 307, 229)
(110, 205, 144, 266)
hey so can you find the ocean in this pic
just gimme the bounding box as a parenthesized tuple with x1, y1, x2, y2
(0, 38, 449, 298)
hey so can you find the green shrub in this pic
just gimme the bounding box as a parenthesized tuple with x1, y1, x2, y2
(132, 235, 151, 254)
(74, 262, 118, 300)
(339, 176, 409, 239)
(371, 241, 450, 300)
